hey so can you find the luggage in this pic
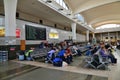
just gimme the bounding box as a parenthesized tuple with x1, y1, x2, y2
(53, 57, 62, 67)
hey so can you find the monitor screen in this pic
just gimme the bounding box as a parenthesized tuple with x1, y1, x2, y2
(25, 25, 46, 40)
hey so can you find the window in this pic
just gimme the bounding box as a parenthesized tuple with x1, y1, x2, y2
(77, 14, 84, 22)
(54, 0, 69, 10)
(96, 24, 120, 29)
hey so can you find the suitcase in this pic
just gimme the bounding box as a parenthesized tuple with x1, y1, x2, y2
(113, 58, 117, 63)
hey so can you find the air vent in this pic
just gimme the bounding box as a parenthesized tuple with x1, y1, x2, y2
(54, 24, 57, 28)
(39, 20, 43, 24)
(16, 12, 19, 18)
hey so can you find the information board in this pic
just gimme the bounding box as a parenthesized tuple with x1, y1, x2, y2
(25, 25, 46, 40)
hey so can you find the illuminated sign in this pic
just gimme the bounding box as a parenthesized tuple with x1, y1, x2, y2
(49, 29, 59, 39)
(0, 27, 21, 38)
(16, 28, 20, 38)
(49, 32, 59, 39)
(0, 27, 5, 37)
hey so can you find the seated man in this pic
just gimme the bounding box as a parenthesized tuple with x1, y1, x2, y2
(25, 47, 34, 60)
(64, 46, 73, 64)
(57, 48, 65, 60)
(72, 45, 81, 56)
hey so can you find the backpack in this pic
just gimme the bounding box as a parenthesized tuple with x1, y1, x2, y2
(53, 57, 62, 67)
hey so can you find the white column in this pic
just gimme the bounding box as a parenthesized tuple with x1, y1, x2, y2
(86, 30, 89, 42)
(4, 0, 18, 45)
(71, 23, 76, 40)
(108, 32, 110, 42)
(116, 32, 118, 40)
(101, 33, 102, 41)
(92, 33, 95, 38)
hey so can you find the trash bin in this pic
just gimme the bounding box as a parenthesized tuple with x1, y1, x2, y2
(0, 51, 8, 62)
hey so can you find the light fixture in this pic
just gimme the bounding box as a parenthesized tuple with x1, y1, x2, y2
(46, 0, 52, 3)
(58, 8, 64, 11)
(66, 13, 71, 16)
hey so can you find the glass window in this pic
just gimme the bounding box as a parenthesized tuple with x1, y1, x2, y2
(96, 24, 120, 29)
(54, 0, 68, 10)
(55, 0, 60, 4)
(76, 14, 84, 22)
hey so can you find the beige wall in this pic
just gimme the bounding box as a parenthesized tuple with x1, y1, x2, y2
(0, 7, 4, 14)
(95, 31, 120, 42)
(18, 11, 73, 31)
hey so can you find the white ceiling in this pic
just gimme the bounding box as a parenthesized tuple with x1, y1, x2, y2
(65, 0, 120, 28)
(0, 0, 120, 31)
(17, 0, 90, 31)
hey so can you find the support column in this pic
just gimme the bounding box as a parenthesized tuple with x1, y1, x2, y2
(71, 23, 76, 40)
(116, 32, 118, 40)
(86, 30, 89, 42)
(108, 32, 110, 42)
(101, 33, 102, 41)
(4, 0, 18, 45)
(92, 33, 96, 44)
(92, 33, 95, 38)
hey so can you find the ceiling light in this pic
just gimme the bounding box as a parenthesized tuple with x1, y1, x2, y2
(66, 13, 71, 15)
(58, 8, 64, 11)
(46, 0, 52, 3)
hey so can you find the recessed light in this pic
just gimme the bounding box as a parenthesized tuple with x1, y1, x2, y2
(66, 13, 71, 15)
(46, 0, 52, 3)
(58, 8, 64, 11)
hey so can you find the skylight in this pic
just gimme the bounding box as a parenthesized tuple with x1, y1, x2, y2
(96, 24, 120, 29)
(54, 0, 69, 10)
(76, 14, 84, 22)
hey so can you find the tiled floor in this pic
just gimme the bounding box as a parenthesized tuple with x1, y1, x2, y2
(0, 61, 26, 73)
(0, 49, 120, 80)
(108, 49, 120, 80)
(0, 61, 107, 80)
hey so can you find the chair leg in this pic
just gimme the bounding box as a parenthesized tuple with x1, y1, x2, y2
(97, 64, 104, 69)
(84, 63, 96, 69)
(89, 64, 96, 69)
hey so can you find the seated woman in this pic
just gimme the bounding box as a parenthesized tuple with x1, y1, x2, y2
(99, 42, 116, 64)
(46, 47, 56, 63)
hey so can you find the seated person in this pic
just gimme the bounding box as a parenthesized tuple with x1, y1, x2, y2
(99, 42, 116, 64)
(72, 45, 81, 56)
(57, 48, 65, 59)
(64, 46, 73, 64)
(46, 47, 56, 63)
(25, 47, 34, 60)
(91, 45, 98, 55)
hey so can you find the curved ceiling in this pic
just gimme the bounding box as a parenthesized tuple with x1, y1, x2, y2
(65, 0, 120, 28)
(0, 0, 120, 30)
